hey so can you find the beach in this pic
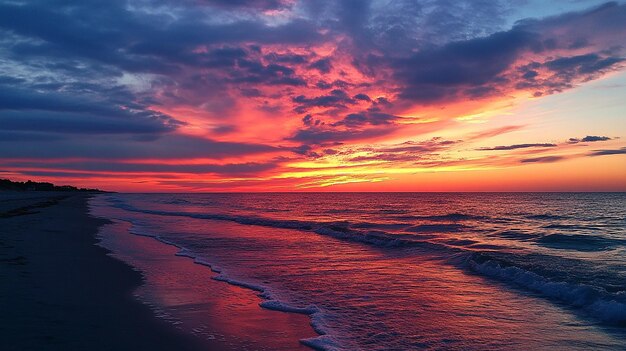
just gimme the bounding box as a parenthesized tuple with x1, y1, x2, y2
(0, 193, 207, 350)
(0, 192, 315, 350)
(3, 191, 625, 350)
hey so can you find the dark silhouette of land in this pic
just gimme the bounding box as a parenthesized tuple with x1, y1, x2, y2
(0, 179, 106, 192)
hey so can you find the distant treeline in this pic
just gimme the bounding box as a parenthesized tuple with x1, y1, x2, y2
(0, 179, 106, 192)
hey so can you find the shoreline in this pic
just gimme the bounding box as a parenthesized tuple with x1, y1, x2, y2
(0, 193, 208, 350)
(1, 192, 318, 351)
(91, 195, 319, 350)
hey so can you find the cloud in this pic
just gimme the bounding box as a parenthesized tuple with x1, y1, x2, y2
(520, 156, 565, 163)
(392, 27, 534, 102)
(194, 0, 294, 11)
(568, 135, 612, 143)
(588, 147, 626, 156)
(468, 125, 525, 140)
(477, 143, 557, 151)
(5, 160, 279, 176)
(289, 110, 409, 145)
(293, 89, 356, 112)
(353, 93, 371, 102)
(361, 2, 626, 107)
(0, 81, 183, 135)
(0, 110, 181, 135)
(331, 112, 397, 128)
(308, 58, 333, 74)
(0, 134, 278, 160)
(0, 0, 624, 189)
(0, 2, 323, 71)
(545, 54, 622, 74)
(346, 138, 457, 163)
(289, 126, 395, 145)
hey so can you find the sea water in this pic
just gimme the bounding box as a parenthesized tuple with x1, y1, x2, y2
(90, 193, 626, 350)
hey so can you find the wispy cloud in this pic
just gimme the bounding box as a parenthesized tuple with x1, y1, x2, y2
(477, 143, 557, 151)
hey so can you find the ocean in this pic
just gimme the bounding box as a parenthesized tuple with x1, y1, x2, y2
(90, 193, 626, 350)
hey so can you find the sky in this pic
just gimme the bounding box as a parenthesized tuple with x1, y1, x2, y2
(0, 0, 625, 192)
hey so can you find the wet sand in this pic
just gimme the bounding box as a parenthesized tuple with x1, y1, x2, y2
(96, 217, 317, 350)
(0, 192, 316, 350)
(0, 192, 208, 350)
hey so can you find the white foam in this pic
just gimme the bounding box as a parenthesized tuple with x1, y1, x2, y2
(260, 300, 318, 314)
(469, 258, 626, 324)
(110, 196, 460, 255)
(212, 274, 266, 292)
(300, 335, 341, 351)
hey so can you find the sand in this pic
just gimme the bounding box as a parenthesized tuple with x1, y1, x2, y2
(0, 192, 317, 351)
(96, 216, 317, 351)
(0, 193, 207, 350)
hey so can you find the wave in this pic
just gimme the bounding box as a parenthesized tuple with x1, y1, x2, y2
(350, 222, 412, 230)
(108, 197, 471, 253)
(466, 252, 626, 324)
(543, 224, 601, 231)
(300, 335, 341, 351)
(121, 219, 340, 350)
(108, 195, 626, 327)
(406, 223, 466, 233)
(490, 230, 536, 241)
(526, 214, 569, 220)
(160, 199, 190, 205)
(392, 213, 485, 222)
(537, 233, 624, 252)
(260, 300, 319, 315)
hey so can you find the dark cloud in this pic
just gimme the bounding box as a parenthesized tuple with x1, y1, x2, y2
(195, 0, 294, 10)
(265, 52, 308, 65)
(0, 81, 183, 135)
(308, 58, 333, 73)
(289, 126, 395, 145)
(588, 147, 626, 156)
(371, 2, 626, 105)
(0, 134, 277, 160)
(231, 60, 308, 86)
(290, 109, 406, 146)
(353, 93, 371, 101)
(0, 131, 64, 142)
(5, 160, 278, 175)
(520, 156, 565, 163)
(293, 89, 356, 113)
(478, 143, 557, 151)
(568, 135, 612, 143)
(374, 26, 536, 104)
(331, 112, 397, 128)
(349, 153, 416, 163)
(0, 1, 323, 77)
(0, 110, 181, 135)
(545, 54, 623, 74)
(582, 135, 612, 142)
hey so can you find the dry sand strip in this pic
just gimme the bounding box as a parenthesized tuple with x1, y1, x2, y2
(0, 193, 209, 351)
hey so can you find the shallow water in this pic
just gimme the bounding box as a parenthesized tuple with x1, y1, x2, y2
(91, 193, 626, 350)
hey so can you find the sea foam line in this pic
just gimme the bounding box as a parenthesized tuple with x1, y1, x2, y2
(124, 223, 340, 351)
(108, 196, 461, 254)
(466, 254, 626, 324)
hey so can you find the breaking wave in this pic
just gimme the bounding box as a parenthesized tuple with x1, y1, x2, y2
(466, 252, 626, 324)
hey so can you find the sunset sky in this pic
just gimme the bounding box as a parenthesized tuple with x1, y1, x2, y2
(1, 0, 625, 191)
